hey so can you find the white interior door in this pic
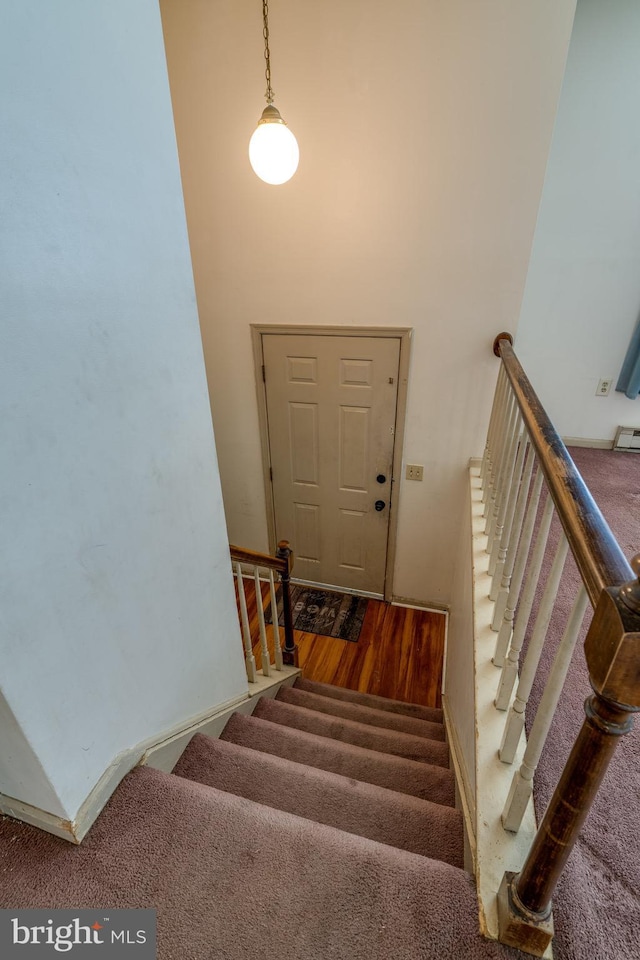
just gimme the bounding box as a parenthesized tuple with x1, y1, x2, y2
(262, 333, 400, 595)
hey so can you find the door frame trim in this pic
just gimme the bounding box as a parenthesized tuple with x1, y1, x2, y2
(251, 324, 412, 602)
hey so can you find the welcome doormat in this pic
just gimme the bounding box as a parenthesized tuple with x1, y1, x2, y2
(266, 585, 368, 643)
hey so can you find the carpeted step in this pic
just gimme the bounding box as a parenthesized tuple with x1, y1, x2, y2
(174, 733, 464, 867)
(295, 677, 444, 724)
(0, 765, 520, 960)
(221, 713, 456, 806)
(252, 697, 450, 767)
(277, 685, 446, 740)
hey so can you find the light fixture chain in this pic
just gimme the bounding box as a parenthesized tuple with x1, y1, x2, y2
(262, 0, 274, 104)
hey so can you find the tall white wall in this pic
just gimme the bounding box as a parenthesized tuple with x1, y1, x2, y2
(161, 0, 576, 607)
(0, 0, 248, 821)
(516, 0, 640, 442)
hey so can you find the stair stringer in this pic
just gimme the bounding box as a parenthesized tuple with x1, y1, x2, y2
(442, 695, 477, 874)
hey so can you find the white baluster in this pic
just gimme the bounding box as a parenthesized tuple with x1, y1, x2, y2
(235, 563, 257, 683)
(486, 393, 519, 540)
(485, 391, 516, 529)
(488, 412, 523, 577)
(499, 534, 570, 763)
(493, 476, 548, 668)
(491, 446, 537, 623)
(254, 568, 271, 677)
(269, 569, 284, 671)
(482, 366, 506, 496)
(484, 377, 510, 513)
(502, 586, 588, 832)
(481, 366, 506, 492)
(490, 436, 532, 604)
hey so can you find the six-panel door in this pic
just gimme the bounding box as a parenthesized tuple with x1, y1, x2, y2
(263, 334, 400, 595)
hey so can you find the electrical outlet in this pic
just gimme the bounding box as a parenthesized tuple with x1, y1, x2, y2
(596, 378, 612, 397)
(405, 464, 424, 481)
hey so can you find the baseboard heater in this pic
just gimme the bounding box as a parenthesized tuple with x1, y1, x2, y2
(613, 426, 640, 452)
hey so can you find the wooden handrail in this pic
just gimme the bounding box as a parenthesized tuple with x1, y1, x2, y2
(229, 543, 288, 575)
(493, 335, 640, 955)
(494, 336, 633, 605)
(230, 540, 299, 668)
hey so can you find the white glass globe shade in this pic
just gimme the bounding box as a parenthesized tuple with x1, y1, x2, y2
(249, 120, 299, 185)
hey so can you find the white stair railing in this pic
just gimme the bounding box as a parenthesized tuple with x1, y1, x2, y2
(483, 370, 510, 515)
(485, 391, 516, 530)
(477, 334, 637, 957)
(230, 542, 297, 681)
(491, 459, 542, 633)
(254, 568, 272, 678)
(498, 534, 570, 764)
(489, 429, 529, 594)
(502, 585, 589, 832)
(478, 338, 600, 794)
(488, 412, 523, 575)
(493, 488, 553, 672)
(486, 396, 516, 539)
(235, 561, 258, 683)
(480, 332, 628, 820)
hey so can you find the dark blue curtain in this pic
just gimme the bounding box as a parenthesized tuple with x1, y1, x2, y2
(616, 321, 640, 399)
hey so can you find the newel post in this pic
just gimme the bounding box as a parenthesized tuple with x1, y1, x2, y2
(276, 540, 299, 667)
(493, 331, 514, 357)
(497, 556, 640, 956)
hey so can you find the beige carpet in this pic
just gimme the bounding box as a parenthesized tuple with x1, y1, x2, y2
(0, 681, 522, 960)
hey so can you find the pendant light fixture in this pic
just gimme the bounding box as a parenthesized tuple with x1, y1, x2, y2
(249, 0, 299, 185)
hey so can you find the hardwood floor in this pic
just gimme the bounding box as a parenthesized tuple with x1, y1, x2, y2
(237, 578, 447, 709)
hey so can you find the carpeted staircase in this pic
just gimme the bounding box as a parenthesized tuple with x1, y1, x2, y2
(0, 677, 521, 959)
(175, 678, 461, 867)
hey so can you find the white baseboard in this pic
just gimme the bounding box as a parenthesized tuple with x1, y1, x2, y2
(0, 668, 301, 844)
(391, 595, 449, 614)
(563, 436, 613, 450)
(0, 795, 78, 843)
(292, 577, 383, 600)
(0, 744, 148, 845)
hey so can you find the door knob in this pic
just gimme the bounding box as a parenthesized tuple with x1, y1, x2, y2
(376, 474, 387, 484)
(374, 500, 386, 512)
